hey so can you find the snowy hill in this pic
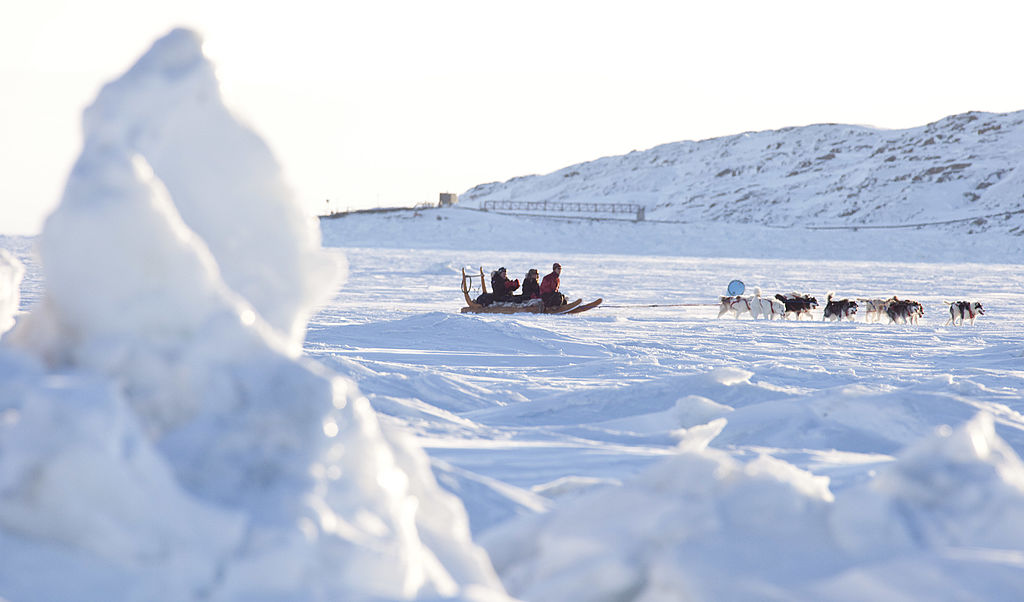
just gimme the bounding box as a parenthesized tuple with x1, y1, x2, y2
(460, 111, 1024, 234)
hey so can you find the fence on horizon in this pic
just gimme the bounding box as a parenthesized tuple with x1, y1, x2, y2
(481, 200, 645, 221)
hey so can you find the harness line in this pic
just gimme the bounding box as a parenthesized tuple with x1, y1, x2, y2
(600, 303, 715, 308)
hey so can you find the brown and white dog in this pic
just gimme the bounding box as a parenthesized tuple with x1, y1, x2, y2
(884, 297, 924, 324)
(857, 298, 890, 323)
(750, 287, 786, 320)
(945, 300, 984, 326)
(718, 295, 752, 319)
(823, 292, 858, 321)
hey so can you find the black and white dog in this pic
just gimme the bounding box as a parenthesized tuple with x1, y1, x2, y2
(775, 292, 818, 320)
(884, 297, 924, 324)
(945, 301, 984, 326)
(822, 292, 858, 321)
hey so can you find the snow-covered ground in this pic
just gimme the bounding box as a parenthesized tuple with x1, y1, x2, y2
(5, 226, 1024, 601)
(304, 240, 1024, 601)
(3, 25, 1024, 602)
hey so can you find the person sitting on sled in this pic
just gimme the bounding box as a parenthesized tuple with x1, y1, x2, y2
(518, 268, 541, 301)
(490, 267, 520, 302)
(540, 262, 567, 307)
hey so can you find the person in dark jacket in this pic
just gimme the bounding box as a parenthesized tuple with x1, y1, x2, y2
(540, 262, 566, 307)
(511, 268, 541, 303)
(520, 268, 541, 300)
(490, 267, 519, 302)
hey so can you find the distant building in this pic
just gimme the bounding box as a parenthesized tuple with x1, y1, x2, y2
(439, 192, 458, 207)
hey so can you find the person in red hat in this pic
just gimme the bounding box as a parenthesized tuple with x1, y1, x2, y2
(540, 263, 566, 307)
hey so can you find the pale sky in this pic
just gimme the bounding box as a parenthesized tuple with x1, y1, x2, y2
(2, 0, 1022, 234)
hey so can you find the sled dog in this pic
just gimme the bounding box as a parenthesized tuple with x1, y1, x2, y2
(945, 300, 984, 326)
(774, 292, 818, 320)
(884, 297, 924, 324)
(718, 295, 752, 319)
(823, 292, 858, 321)
(857, 298, 890, 323)
(750, 287, 785, 320)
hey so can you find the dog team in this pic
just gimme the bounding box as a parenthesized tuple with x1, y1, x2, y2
(718, 288, 984, 325)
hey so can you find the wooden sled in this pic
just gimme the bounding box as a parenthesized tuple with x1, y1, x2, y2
(460, 267, 600, 315)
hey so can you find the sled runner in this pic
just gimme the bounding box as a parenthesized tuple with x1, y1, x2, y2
(460, 268, 601, 315)
(559, 298, 603, 314)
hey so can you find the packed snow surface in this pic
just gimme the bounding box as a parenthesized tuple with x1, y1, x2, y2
(4, 25, 1024, 602)
(306, 241, 1024, 601)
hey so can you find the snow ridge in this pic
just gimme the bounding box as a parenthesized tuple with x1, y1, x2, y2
(83, 27, 342, 353)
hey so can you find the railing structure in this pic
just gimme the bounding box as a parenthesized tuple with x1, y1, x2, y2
(481, 200, 645, 221)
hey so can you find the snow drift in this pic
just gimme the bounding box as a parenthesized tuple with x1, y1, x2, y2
(481, 413, 1024, 602)
(0, 28, 507, 601)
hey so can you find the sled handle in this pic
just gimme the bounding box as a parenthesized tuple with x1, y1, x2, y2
(461, 268, 475, 306)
